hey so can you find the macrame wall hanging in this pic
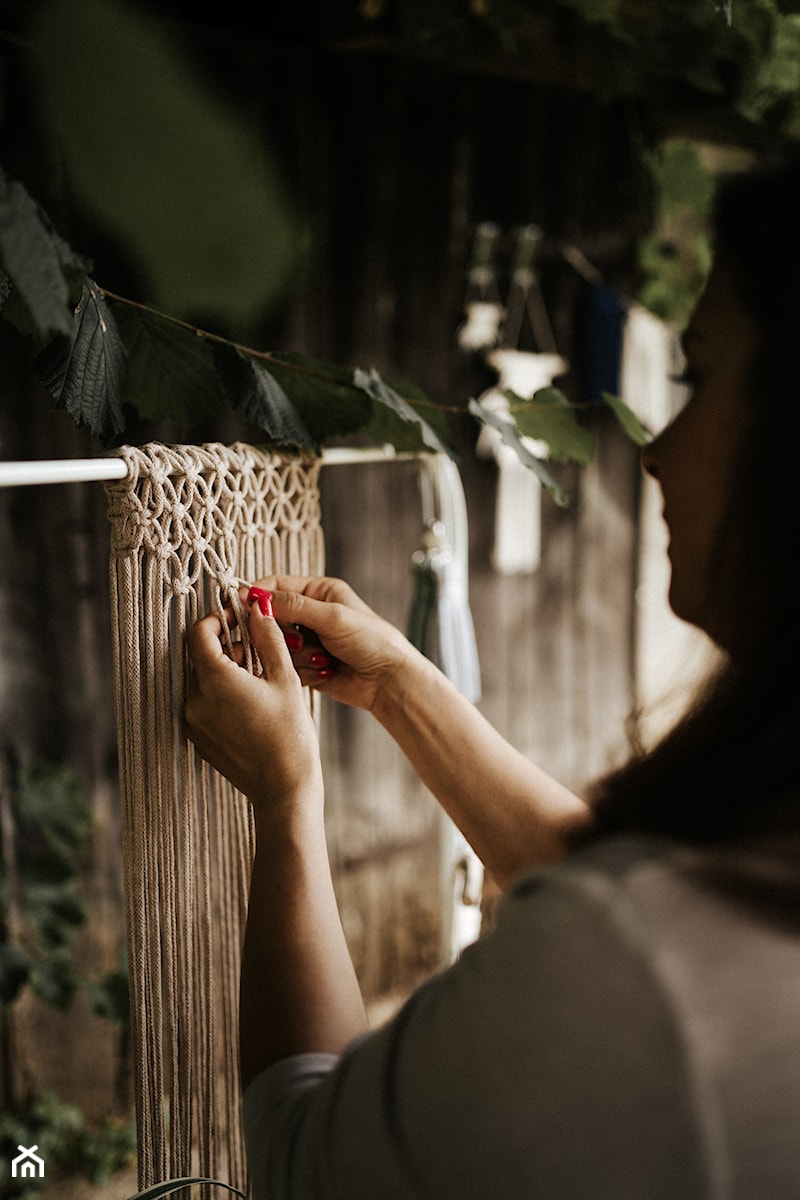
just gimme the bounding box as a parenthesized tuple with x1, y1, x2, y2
(104, 442, 324, 1196)
(461, 224, 568, 574)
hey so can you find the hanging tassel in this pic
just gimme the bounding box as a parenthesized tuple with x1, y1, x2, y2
(407, 456, 481, 704)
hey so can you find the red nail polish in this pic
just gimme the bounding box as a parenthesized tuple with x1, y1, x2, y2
(316, 668, 334, 679)
(285, 632, 303, 651)
(247, 587, 274, 618)
(309, 653, 330, 667)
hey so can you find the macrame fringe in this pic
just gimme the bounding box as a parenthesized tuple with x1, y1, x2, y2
(105, 443, 324, 1196)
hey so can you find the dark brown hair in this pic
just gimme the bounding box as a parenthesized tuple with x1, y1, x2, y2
(585, 149, 800, 845)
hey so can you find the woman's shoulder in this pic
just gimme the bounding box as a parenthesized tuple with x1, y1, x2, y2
(500, 828, 800, 1017)
(508, 824, 800, 916)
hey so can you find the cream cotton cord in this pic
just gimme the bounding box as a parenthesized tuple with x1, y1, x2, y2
(105, 443, 324, 1196)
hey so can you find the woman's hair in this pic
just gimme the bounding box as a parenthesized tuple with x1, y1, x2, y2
(585, 148, 800, 845)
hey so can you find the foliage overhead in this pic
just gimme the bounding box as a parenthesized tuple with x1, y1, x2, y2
(637, 140, 717, 324)
(28, 0, 303, 325)
(369, 0, 800, 138)
(0, 162, 623, 499)
(6, 0, 796, 495)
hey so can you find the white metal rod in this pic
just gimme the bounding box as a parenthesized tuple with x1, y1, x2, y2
(320, 446, 423, 466)
(0, 445, 429, 489)
(0, 458, 129, 487)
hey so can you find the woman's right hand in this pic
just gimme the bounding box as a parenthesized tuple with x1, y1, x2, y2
(245, 575, 418, 712)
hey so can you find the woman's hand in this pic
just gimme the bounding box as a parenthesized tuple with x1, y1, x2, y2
(185, 591, 323, 814)
(247, 575, 418, 713)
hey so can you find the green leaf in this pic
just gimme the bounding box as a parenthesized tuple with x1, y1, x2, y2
(215, 346, 312, 448)
(0, 169, 74, 340)
(260, 352, 372, 442)
(467, 397, 568, 506)
(759, 13, 800, 97)
(650, 141, 714, 220)
(35, 283, 126, 439)
(85, 958, 130, 1029)
(507, 387, 595, 465)
(26, 886, 86, 946)
(602, 391, 652, 447)
(127, 1178, 247, 1200)
(30, 0, 302, 323)
(114, 304, 224, 428)
(16, 761, 92, 858)
(353, 368, 451, 455)
(30, 950, 80, 1010)
(0, 944, 32, 1006)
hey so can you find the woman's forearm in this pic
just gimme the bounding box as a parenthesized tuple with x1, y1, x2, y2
(239, 805, 368, 1091)
(372, 651, 591, 888)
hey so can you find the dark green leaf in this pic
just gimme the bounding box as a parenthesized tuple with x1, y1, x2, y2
(27, 887, 86, 945)
(114, 303, 224, 428)
(215, 346, 312, 448)
(507, 387, 595, 465)
(16, 761, 91, 858)
(261, 352, 372, 442)
(602, 391, 652, 447)
(86, 959, 130, 1028)
(353, 368, 451, 455)
(30, 950, 79, 1010)
(0, 944, 32, 1006)
(35, 283, 126, 438)
(0, 169, 74, 340)
(758, 14, 800, 98)
(468, 397, 568, 506)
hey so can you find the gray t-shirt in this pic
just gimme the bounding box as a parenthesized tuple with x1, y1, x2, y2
(243, 834, 800, 1198)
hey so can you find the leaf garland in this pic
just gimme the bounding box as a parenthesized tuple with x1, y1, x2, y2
(0, 167, 651, 489)
(468, 396, 569, 506)
(215, 345, 313, 449)
(506, 386, 595, 465)
(0, 167, 82, 341)
(113, 303, 224, 430)
(353, 367, 451, 455)
(602, 391, 652, 447)
(34, 282, 126, 439)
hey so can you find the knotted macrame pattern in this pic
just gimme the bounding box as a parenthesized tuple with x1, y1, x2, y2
(105, 443, 324, 1195)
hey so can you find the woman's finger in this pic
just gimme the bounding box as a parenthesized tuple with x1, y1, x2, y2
(246, 588, 299, 682)
(185, 611, 228, 675)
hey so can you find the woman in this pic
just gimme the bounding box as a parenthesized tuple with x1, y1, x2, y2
(185, 153, 800, 1198)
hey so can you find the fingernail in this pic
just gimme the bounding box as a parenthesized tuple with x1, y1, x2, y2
(285, 632, 304, 651)
(316, 668, 335, 679)
(247, 587, 274, 618)
(309, 653, 330, 667)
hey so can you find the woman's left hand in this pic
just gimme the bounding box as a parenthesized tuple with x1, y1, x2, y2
(185, 591, 324, 815)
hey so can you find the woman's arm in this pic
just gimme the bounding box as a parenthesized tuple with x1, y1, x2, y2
(260, 576, 591, 888)
(185, 596, 367, 1090)
(370, 652, 589, 887)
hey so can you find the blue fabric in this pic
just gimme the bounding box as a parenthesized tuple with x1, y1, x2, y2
(583, 282, 625, 403)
